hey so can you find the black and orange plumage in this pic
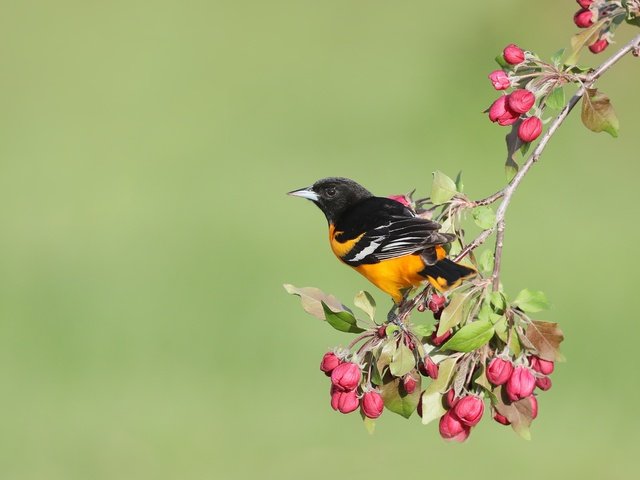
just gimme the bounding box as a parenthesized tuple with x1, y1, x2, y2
(288, 177, 475, 303)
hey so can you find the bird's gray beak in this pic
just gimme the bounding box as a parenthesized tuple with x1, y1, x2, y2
(287, 186, 319, 201)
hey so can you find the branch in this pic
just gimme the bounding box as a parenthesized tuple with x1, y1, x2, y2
(489, 33, 640, 289)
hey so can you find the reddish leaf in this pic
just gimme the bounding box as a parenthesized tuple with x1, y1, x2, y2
(525, 320, 565, 362)
(493, 386, 534, 440)
(581, 88, 619, 137)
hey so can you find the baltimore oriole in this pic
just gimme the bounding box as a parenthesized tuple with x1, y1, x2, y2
(288, 177, 476, 304)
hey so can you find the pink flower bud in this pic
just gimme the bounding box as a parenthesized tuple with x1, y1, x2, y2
(439, 411, 471, 442)
(428, 294, 446, 313)
(503, 44, 525, 65)
(419, 356, 439, 379)
(589, 39, 609, 54)
(506, 366, 536, 402)
(488, 70, 511, 90)
(445, 389, 459, 408)
(576, 0, 593, 8)
(337, 389, 359, 414)
(508, 89, 536, 114)
(330, 388, 341, 411)
(529, 355, 554, 375)
(493, 411, 511, 425)
(574, 9, 594, 28)
(488, 95, 520, 126)
(453, 395, 485, 427)
(387, 194, 412, 208)
(403, 375, 417, 394)
(361, 390, 384, 419)
(320, 352, 341, 376)
(487, 357, 514, 386)
(431, 326, 452, 346)
(529, 395, 538, 420)
(488, 96, 508, 121)
(330, 362, 361, 392)
(417, 304, 426, 312)
(536, 376, 552, 391)
(518, 116, 543, 143)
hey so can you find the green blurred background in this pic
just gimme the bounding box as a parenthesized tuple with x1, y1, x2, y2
(1, 1, 639, 478)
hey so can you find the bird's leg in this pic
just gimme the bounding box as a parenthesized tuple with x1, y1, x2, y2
(387, 289, 413, 324)
(386, 302, 399, 323)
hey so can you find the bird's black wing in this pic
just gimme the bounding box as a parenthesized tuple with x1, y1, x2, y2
(340, 214, 455, 266)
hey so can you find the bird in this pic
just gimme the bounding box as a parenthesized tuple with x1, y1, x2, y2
(288, 177, 476, 304)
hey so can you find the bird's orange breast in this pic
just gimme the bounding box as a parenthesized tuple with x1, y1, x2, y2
(354, 255, 426, 303)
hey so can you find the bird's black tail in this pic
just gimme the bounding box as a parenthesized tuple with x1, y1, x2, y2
(420, 258, 476, 291)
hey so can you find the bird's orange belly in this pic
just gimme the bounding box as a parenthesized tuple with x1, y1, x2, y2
(354, 255, 426, 303)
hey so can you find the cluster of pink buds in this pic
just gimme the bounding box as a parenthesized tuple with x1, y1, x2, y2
(573, 0, 609, 54)
(321, 352, 385, 419)
(487, 44, 543, 143)
(572, 0, 638, 54)
(486, 355, 555, 427)
(439, 391, 485, 442)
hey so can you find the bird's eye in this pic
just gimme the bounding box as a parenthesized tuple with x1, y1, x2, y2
(326, 187, 336, 197)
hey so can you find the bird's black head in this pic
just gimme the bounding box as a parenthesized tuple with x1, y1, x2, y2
(288, 177, 373, 223)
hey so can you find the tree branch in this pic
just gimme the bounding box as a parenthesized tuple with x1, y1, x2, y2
(489, 33, 640, 289)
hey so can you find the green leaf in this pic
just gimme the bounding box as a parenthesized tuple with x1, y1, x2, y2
(376, 338, 397, 374)
(413, 324, 432, 338)
(439, 216, 455, 235)
(495, 54, 509, 69)
(455, 171, 464, 193)
(550, 48, 565, 66)
(321, 302, 365, 334)
(489, 291, 507, 314)
(545, 87, 565, 110)
(473, 206, 496, 230)
(420, 357, 458, 425)
(512, 289, 550, 313)
(359, 408, 377, 434)
(508, 329, 522, 357)
(362, 415, 376, 434)
(389, 343, 416, 378)
(525, 320, 565, 361)
(430, 171, 457, 205)
(477, 302, 491, 323)
(426, 357, 457, 394)
(380, 371, 421, 419)
(422, 358, 456, 425)
(441, 320, 495, 352)
(581, 88, 619, 137)
(437, 287, 479, 336)
(566, 18, 608, 65)
(354, 291, 376, 320)
(473, 365, 497, 403)
(419, 390, 446, 426)
(505, 119, 523, 181)
(385, 324, 400, 337)
(477, 249, 494, 274)
(494, 316, 508, 342)
(284, 284, 349, 320)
